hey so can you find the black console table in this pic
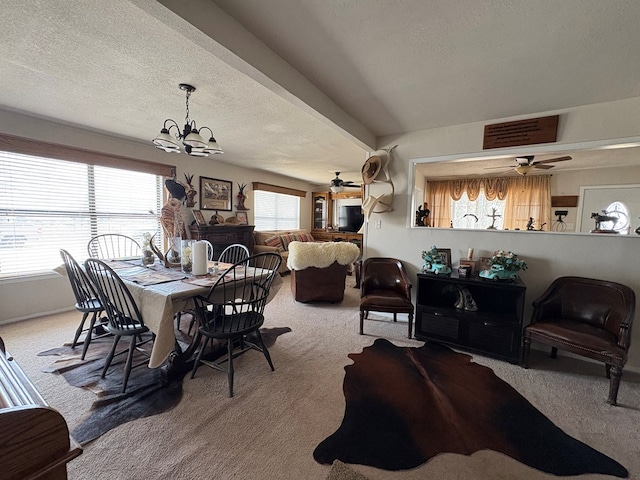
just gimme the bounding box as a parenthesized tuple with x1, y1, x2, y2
(189, 224, 255, 260)
(415, 272, 526, 364)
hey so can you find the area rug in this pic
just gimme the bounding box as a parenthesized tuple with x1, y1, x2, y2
(313, 338, 628, 478)
(39, 325, 291, 445)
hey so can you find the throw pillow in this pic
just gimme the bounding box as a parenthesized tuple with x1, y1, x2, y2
(293, 232, 315, 242)
(264, 235, 283, 251)
(279, 233, 296, 250)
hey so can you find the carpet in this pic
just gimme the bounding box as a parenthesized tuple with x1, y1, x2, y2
(314, 338, 628, 478)
(39, 325, 291, 445)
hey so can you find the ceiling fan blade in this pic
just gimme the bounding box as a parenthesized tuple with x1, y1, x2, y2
(533, 164, 554, 170)
(532, 155, 572, 165)
(343, 184, 362, 188)
(484, 165, 514, 170)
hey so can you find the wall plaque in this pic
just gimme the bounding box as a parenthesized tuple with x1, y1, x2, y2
(483, 115, 559, 150)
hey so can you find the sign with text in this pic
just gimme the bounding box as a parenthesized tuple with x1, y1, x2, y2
(483, 115, 559, 150)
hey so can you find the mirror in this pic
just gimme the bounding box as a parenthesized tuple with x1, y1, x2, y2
(412, 137, 640, 235)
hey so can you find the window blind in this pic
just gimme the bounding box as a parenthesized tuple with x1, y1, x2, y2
(253, 190, 300, 230)
(0, 151, 162, 277)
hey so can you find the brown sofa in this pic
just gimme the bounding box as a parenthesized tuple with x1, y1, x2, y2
(287, 241, 360, 303)
(253, 229, 315, 275)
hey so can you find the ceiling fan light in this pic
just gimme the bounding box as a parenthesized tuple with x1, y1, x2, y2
(188, 147, 208, 157)
(331, 185, 344, 193)
(515, 165, 533, 176)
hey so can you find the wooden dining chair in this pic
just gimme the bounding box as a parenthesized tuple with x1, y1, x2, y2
(84, 258, 154, 393)
(87, 234, 141, 259)
(191, 252, 282, 397)
(59, 249, 107, 360)
(218, 243, 250, 264)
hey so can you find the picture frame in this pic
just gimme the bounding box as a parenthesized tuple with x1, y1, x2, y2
(236, 212, 248, 225)
(437, 248, 452, 268)
(459, 259, 476, 274)
(200, 177, 232, 211)
(478, 256, 492, 272)
(192, 209, 207, 226)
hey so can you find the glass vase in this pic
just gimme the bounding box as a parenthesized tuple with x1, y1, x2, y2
(181, 239, 193, 273)
(141, 248, 155, 266)
(166, 236, 181, 265)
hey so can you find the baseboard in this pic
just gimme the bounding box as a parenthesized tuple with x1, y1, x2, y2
(0, 307, 75, 326)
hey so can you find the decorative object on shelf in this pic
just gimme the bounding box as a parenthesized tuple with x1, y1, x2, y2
(192, 209, 207, 226)
(236, 212, 248, 225)
(479, 250, 528, 281)
(184, 173, 197, 207)
(225, 215, 239, 224)
(236, 183, 248, 210)
(181, 239, 193, 273)
(141, 232, 155, 266)
(208, 211, 224, 225)
(457, 265, 471, 278)
(590, 210, 619, 233)
(459, 259, 476, 275)
(443, 284, 477, 311)
(152, 83, 222, 156)
(415, 203, 430, 227)
(486, 207, 502, 229)
(200, 177, 232, 211)
(421, 245, 452, 275)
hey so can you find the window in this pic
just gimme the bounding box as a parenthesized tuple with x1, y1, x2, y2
(0, 151, 162, 277)
(603, 201, 630, 234)
(451, 191, 505, 229)
(253, 190, 300, 230)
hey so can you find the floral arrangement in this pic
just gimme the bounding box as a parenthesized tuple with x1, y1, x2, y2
(421, 245, 443, 265)
(489, 250, 528, 271)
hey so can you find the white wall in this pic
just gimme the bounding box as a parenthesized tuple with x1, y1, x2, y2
(0, 109, 313, 323)
(369, 97, 640, 369)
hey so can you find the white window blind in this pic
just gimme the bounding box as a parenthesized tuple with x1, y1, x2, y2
(253, 190, 300, 230)
(0, 151, 162, 277)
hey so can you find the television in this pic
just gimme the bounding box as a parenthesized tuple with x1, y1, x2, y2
(338, 205, 364, 232)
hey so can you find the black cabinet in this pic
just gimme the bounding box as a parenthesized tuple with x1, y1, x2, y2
(415, 272, 526, 363)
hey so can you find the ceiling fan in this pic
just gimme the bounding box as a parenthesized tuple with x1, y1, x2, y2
(485, 155, 572, 176)
(330, 172, 361, 192)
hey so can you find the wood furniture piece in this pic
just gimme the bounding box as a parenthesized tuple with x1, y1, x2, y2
(291, 263, 350, 303)
(415, 272, 526, 364)
(360, 257, 414, 338)
(191, 253, 282, 397)
(0, 336, 82, 480)
(189, 224, 254, 260)
(521, 276, 635, 405)
(312, 192, 331, 230)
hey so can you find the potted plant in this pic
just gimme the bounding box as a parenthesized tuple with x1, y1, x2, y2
(479, 250, 527, 281)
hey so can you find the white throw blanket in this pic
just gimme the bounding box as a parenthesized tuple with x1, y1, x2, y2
(287, 241, 360, 271)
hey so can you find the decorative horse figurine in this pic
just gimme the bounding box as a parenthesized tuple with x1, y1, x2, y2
(591, 211, 618, 230)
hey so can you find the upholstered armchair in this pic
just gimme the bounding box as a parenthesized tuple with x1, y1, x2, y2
(359, 257, 414, 338)
(287, 241, 360, 303)
(522, 276, 635, 405)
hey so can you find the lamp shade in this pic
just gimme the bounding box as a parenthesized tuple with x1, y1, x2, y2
(183, 129, 206, 148)
(153, 129, 180, 149)
(203, 137, 223, 154)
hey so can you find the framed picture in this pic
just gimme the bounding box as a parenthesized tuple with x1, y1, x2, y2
(236, 212, 248, 225)
(200, 177, 232, 211)
(437, 248, 452, 268)
(459, 259, 476, 274)
(478, 256, 492, 272)
(192, 209, 207, 226)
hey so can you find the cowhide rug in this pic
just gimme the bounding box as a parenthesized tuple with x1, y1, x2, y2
(313, 338, 628, 478)
(39, 325, 291, 445)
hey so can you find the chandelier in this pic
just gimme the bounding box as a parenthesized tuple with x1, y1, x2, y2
(152, 83, 222, 157)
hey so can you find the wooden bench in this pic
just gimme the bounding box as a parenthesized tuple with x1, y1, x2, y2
(0, 336, 82, 480)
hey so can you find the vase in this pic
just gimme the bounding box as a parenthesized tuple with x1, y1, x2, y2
(166, 236, 181, 265)
(181, 239, 193, 273)
(141, 248, 155, 266)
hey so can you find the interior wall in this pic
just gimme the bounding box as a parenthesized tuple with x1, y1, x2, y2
(369, 96, 640, 370)
(0, 109, 313, 323)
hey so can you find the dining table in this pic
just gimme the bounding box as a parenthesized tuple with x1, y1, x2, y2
(57, 257, 282, 380)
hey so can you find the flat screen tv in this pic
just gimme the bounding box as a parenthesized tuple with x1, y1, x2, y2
(338, 205, 364, 232)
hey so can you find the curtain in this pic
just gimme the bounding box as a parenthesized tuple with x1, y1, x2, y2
(503, 175, 551, 230)
(426, 181, 452, 228)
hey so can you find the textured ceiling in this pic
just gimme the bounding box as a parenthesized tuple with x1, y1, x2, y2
(0, 0, 639, 185)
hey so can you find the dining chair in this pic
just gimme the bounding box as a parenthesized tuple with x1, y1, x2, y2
(84, 258, 154, 393)
(59, 249, 107, 360)
(191, 252, 282, 397)
(359, 257, 414, 338)
(87, 234, 141, 259)
(218, 243, 250, 265)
